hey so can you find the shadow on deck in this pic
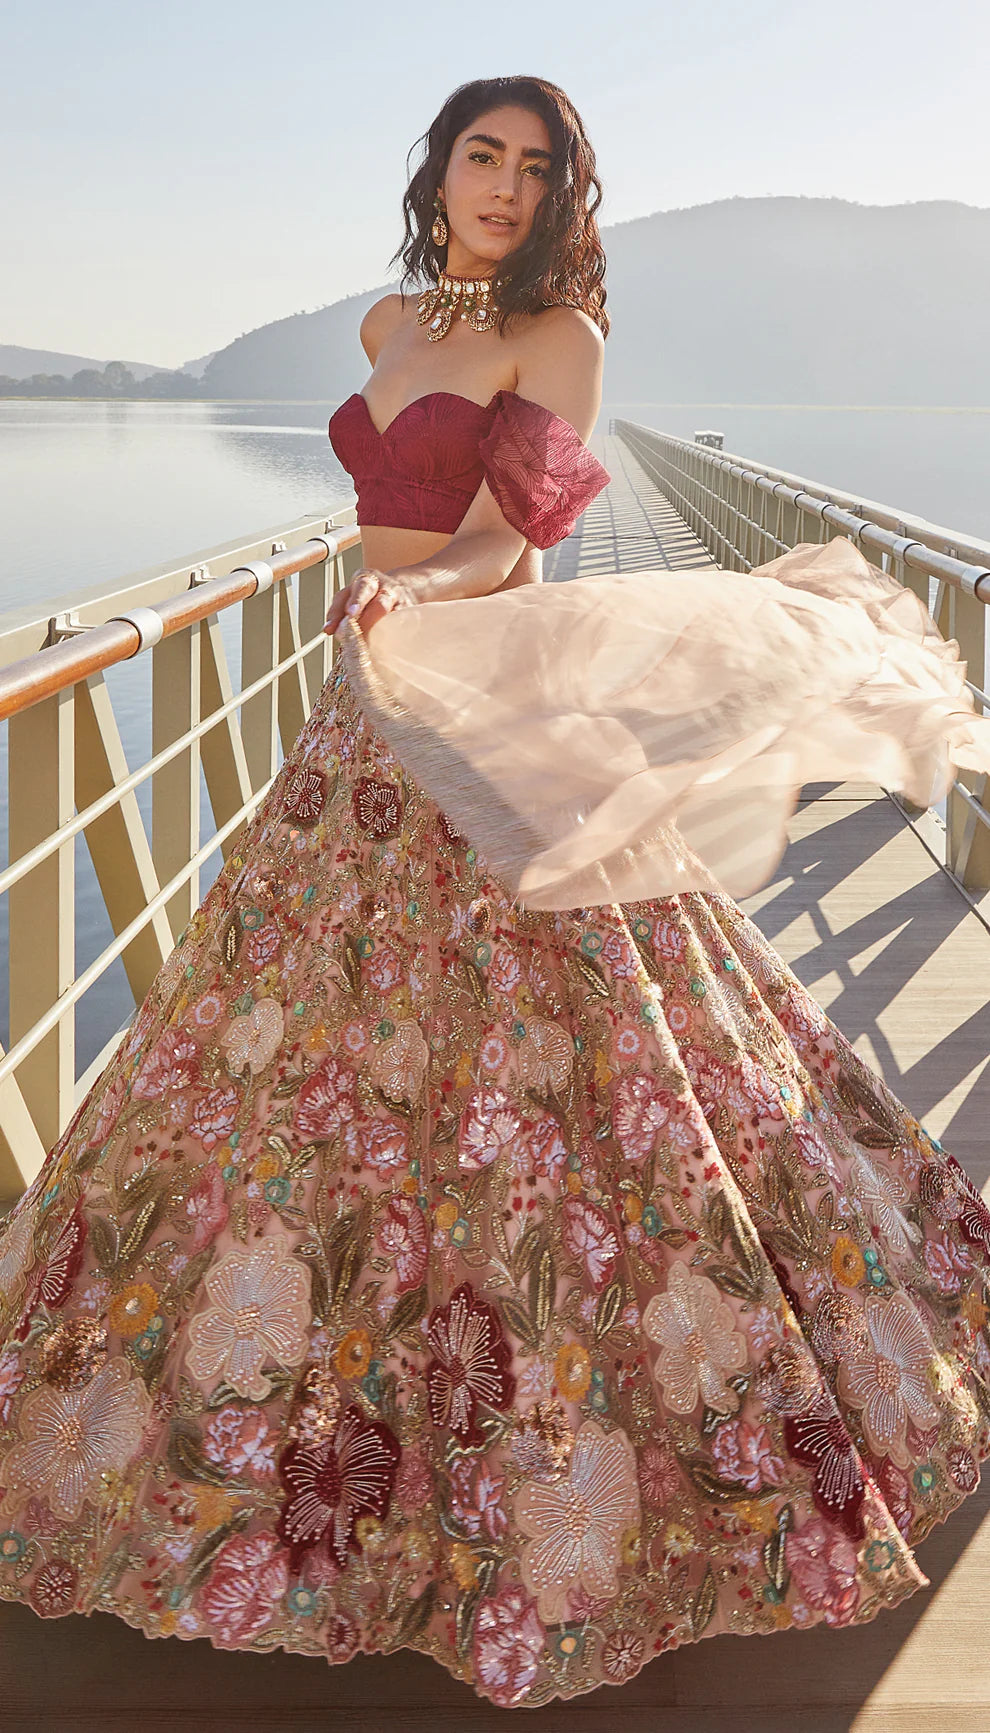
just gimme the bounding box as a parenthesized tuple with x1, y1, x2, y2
(2, 438, 988, 1731)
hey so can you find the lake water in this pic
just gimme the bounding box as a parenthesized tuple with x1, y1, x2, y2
(2, 399, 989, 614)
(0, 397, 987, 1074)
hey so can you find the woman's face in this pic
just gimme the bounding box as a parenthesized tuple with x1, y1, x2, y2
(440, 103, 554, 273)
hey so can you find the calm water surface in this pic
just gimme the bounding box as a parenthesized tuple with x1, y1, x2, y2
(2, 399, 989, 610)
(0, 398, 986, 1069)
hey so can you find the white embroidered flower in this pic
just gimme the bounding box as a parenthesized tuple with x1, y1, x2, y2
(836, 1291, 939, 1467)
(1, 1355, 151, 1521)
(515, 1419, 640, 1622)
(642, 1263, 747, 1416)
(185, 1237, 311, 1399)
(219, 997, 285, 1076)
(849, 1148, 920, 1257)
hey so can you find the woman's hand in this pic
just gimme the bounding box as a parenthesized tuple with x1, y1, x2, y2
(323, 569, 419, 637)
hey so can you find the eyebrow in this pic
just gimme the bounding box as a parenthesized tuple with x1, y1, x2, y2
(464, 131, 553, 162)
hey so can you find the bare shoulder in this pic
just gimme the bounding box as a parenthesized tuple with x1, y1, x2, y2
(519, 303, 604, 365)
(358, 293, 407, 364)
(513, 305, 605, 440)
(538, 304, 605, 348)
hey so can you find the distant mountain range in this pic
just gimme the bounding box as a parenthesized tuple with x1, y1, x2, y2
(6, 197, 989, 405)
(0, 344, 215, 382)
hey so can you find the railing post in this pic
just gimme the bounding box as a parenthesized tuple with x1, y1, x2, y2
(241, 583, 280, 792)
(6, 690, 75, 1163)
(935, 583, 990, 890)
(152, 623, 202, 939)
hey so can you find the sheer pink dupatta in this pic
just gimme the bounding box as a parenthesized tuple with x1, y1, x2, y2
(341, 537, 990, 909)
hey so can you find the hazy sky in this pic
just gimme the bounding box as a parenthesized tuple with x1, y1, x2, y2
(3, 0, 983, 366)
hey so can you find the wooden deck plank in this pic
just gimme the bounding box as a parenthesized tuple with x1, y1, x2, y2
(543, 430, 715, 581)
(3, 452, 989, 1730)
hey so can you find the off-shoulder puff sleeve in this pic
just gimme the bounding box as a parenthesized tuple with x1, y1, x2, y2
(477, 389, 611, 550)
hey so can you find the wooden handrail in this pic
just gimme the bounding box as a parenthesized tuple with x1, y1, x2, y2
(0, 528, 361, 721)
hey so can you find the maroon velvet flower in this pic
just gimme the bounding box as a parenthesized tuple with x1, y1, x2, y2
(37, 1211, 86, 1310)
(948, 1153, 990, 1255)
(277, 1402, 400, 1568)
(286, 766, 328, 828)
(784, 1396, 866, 1541)
(352, 776, 403, 840)
(436, 810, 463, 848)
(426, 1282, 516, 1446)
(29, 1559, 78, 1618)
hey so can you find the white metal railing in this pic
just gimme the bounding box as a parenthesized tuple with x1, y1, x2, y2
(0, 505, 364, 1199)
(614, 421, 990, 905)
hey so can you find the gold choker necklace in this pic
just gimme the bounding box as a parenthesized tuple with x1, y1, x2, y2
(417, 271, 498, 342)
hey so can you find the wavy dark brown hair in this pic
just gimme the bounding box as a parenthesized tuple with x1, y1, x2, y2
(389, 76, 609, 339)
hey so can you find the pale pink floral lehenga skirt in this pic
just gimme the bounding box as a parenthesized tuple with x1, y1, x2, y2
(1, 539, 990, 1708)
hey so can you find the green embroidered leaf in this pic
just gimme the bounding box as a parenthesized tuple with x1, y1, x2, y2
(342, 934, 362, 997)
(500, 1294, 541, 1352)
(388, 1285, 428, 1345)
(690, 1565, 718, 1636)
(530, 1248, 555, 1335)
(575, 953, 610, 998)
(593, 1280, 625, 1340)
(704, 1260, 762, 1301)
(680, 1454, 751, 1503)
(119, 1195, 162, 1266)
(460, 956, 490, 1008)
(271, 1070, 307, 1098)
(707, 1193, 728, 1248)
(282, 1141, 321, 1179)
(763, 1503, 794, 1598)
(385, 1578, 438, 1651)
(511, 1223, 543, 1282)
(184, 1508, 252, 1591)
(168, 1420, 228, 1486)
(88, 1214, 120, 1274)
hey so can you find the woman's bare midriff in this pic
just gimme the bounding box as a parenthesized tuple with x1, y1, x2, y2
(360, 523, 543, 589)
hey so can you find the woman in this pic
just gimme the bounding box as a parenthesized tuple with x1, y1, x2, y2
(1, 75, 989, 1712)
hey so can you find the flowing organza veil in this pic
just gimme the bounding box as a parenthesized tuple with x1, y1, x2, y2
(343, 535, 990, 909)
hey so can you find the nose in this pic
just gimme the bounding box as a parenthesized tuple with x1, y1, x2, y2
(489, 170, 520, 203)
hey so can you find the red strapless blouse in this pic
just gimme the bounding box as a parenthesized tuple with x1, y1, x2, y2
(327, 387, 611, 551)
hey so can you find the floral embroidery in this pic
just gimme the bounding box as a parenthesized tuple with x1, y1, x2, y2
(516, 1017, 573, 1093)
(185, 1238, 311, 1399)
(515, 1419, 640, 1622)
(369, 1019, 428, 1103)
(199, 1530, 289, 1643)
(285, 766, 328, 827)
(34, 1210, 86, 1310)
(2, 1356, 151, 1521)
(472, 1583, 546, 1708)
(785, 1513, 861, 1626)
(352, 775, 402, 838)
(294, 1056, 357, 1141)
(426, 1283, 515, 1445)
(459, 1086, 524, 1171)
(377, 1194, 428, 1291)
(30, 1559, 79, 1618)
(0, 669, 987, 1707)
(642, 1264, 747, 1416)
(277, 1402, 400, 1567)
(561, 1197, 621, 1291)
(220, 997, 285, 1076)
(784, 1397, 866, 1540)
(836, 1292, 940, 1467)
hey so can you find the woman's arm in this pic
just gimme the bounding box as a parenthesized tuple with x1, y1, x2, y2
(325, 308, 605, 634)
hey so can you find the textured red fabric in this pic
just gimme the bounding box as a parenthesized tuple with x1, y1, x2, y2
(327, 387, 610, 549)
